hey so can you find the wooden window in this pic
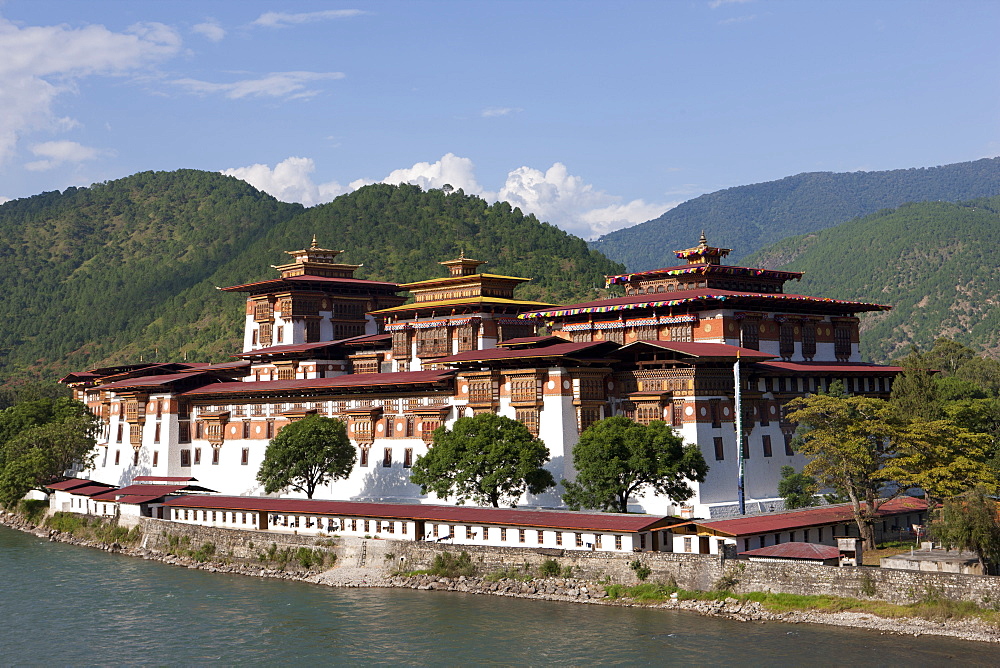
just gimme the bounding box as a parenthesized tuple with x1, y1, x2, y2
(383, 448, 392, 467)
(402, 522, 408, 535)
(710, 399, 721, 428)
(515, 408, 540, 436)
(518, 529, 526, 543)
(632, 325, 657, 341)
(387, 521, 394, 534)
(405, 417, 415, 438)
(510, 378, 536, 403)
(241, 448, 249, 465)
(714, 437, 725, 461)
(834, 326, 852, 359)
(575, 533, 583, 548)
(578, 407, 600, 434)
(360, 447, 369, 467)
(153, 423, 161, 443)
(635, 404, 659, 426)
(403, 448, 413, 468)
(266, 421, 275, 439)
(180, 449, 191, 467)
(116, 424, 124, 443)
(194, 448, 201, 465)
(555, 532, 562, 546)
(740, 320, 759, 350)
(570, 330, 591, 343)
(762, 435, 772, 457)
(779, 324, 795, 358)
(759, 401, 770, 426)
(468, 380, 492, 404)
(537, 530, 544, 545)
(391, 331, 411, 358)
(783, 432, 795, 456)
(498, 322, 534, 341)
(241, 513, 247, 525)
(305, 320, 321, 343)
(195, 422, 204, 439)
(595, 534, 603, 548)
(415, 327, 450, 357)
(603, 328, 625, 345)
(801, 323, 816, 360)
(277, 366, 296, 380)
(615, 535, 622, 550)
(456, 325, 476, 352)
(276, 326, 284, 344)
(431, 523, 438, 538)
(259, 323, 273, 346)
(669, 324, 693, 342)
(212, 448, 220, 465)
(466, 526, 473, 540)
(364, 520, 370, 533)
(500, 528, 507, 542)
(242, 422, 251, 439)
(152, 451, 159, 467)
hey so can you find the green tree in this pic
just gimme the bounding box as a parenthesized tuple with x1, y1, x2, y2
(256, 416, 355, 499)
(777, 465, 818, 509)
(930, 488, 1000, 572)
(889, 359, 943, 421)
(0, 414, 99, 508)
(409, 413, 555, 507)
(786, 393, 900, 549)
(561, 416, 707, 513)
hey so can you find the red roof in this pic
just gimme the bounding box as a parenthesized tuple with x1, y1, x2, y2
(163, 496, 680, 533)
(179, 370, 454, 397)
(434, 341, 616, 364)
(96, 371, 214, 391)
(496, 336, 565, 347)
(523, 288, 891, 319)
(687, 497, 927, 537)
(133, 476, 199, 483)
(46, 478, 102, 491)
(91, 482, 215, 501)
(754, 361, 903, 374)
(606, 264, 804, 284)
(619, 340, 775, 359)
(220, 275, 400, 292)
(739, 542, 841, 560)
(235, 340, 352, 357)
(69, 484, 121, 497)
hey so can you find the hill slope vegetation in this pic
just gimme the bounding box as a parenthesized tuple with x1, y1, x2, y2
(0, 173, 623, 381)
(749, 196, 1000, 361)
(590, 158, 1000, 271)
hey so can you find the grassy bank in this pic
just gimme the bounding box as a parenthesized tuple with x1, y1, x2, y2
(604, 581, 1000, 626)
(44, 511, 143, 546)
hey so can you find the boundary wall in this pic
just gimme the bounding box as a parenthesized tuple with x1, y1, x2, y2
(139, 519, 1000, 605)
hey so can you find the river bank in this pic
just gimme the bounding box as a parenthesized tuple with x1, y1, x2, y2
(4, 509, 999, 644)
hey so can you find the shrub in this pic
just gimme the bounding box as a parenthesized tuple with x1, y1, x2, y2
(296, 547, 314, 569)
(46, 512, 88, 534)
(629, 559, 651, 581)
(539, 559, 561, 577)
(191, 542, 216, 563)
(18, 499, 48, 524)
(428, 551, 477, 577)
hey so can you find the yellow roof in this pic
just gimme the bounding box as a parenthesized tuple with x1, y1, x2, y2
(371, 296, 553, 315)
(400, 273, 532, 289)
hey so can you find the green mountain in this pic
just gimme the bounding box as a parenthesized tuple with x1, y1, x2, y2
(0, 172, 623, 381)
(748, 196, 1000, 361)
(590, 158, 1000, 271)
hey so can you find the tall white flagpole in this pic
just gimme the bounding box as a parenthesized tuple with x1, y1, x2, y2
(734, 350, 745, 515)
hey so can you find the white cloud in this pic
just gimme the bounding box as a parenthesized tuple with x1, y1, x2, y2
(496, 163, 675, 239)
(719, 14, 756, 24)
(379, 153, 488, 194)
(0, 18, 181, 164)
(252, 9, 364, 28)
(24, 140, 109, 171)
(708, 0, 753, 8)
(481, 107, 523, 118)
(192, 21, 226, 42)
(224, 153, 673, 240)
(0, 196, 9, 205)
(221, 157, 347, 207)
(171, 71, 344, 100)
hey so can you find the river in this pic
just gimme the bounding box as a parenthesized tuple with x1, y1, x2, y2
(0, 525, 994, 666)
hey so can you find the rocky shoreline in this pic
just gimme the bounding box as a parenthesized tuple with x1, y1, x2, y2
(4, 510, 999, 644)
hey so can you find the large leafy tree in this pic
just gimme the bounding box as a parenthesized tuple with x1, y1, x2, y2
(409, 413, 555, 507)
(777, 466, 818, 509)
(930, 488, 1000, 572)
(883, 418, 995, 500)
(562, 416, 707, 513)
(256, 416, 355, 499)
(786, 393, 900, 549)
(0, 400, 99, 508)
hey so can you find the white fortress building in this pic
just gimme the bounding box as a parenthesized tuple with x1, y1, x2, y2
(63, 235, 900, 518)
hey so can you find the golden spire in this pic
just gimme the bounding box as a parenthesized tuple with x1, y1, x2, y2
(310, 234, 318, 249)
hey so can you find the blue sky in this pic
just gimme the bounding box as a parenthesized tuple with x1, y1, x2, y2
(1, 1, 997, 239)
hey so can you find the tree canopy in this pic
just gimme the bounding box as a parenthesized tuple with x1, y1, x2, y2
(777, 466, 818, 510)
(561, 416, 708, 513)
(408, 413, 555, 508)
(930, 487, 1000, 572)
(0, 397, 99, 508)
(256, 415, 355, 499)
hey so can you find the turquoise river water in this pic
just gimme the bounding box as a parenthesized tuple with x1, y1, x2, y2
(0, 525, 996, 666)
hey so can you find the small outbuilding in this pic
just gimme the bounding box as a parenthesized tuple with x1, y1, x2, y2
(882, 549, 985, 575)
(739, 542, 841, 566)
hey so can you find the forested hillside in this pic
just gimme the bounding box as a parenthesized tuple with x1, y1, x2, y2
(749, 197, 1000, 361)
(590, 158, 1000, 271)
(0, 174, 623, 381)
